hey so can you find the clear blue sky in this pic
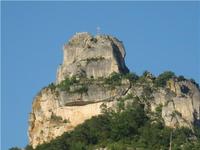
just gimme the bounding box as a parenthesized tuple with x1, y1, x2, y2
(1, 1, 200, 150)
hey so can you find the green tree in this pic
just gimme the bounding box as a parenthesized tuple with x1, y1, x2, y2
(104, 72, 122, 86)
(123, 72, 139, 82)
(110, 101, 147, 141)
(9, 147, 21, 150)
(155, 71, 175, 87)
(25, 145, 33, 150)
(22, 90, 200, 150)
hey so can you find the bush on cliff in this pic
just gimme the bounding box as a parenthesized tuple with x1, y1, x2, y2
(154, 71, 175, 87)
(57, 76, 78, 91)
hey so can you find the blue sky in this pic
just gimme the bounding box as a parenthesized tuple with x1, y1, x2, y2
(1, 1, 200, 150)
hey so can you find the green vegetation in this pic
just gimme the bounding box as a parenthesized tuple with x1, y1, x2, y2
(9, 147, 21, 150)
(47, 71, 199, 93)
(55, 76, 88, 94)
(190, 78, 200, 89)
(155, 104, 163, 117)
(104, 72, 139, 89)
(177, 75, 186, 81)
(9, 146, 33, 150)
(50, 114, 70, 124)
(104, 72, 123, 86)
(154, 71, 175, 87)
(50, 114, 63, 122)
(90, 37, 97, 43)
(47, 71, 199, 94)
(137, 71, 154, 84)
(14, 98, 200, 150)
(71, 85, 88, 94)
(123, 72, 139, 83)
(47, 83, 56, 91)
(10, 71, 200, 150)
(85, 56, 105, 64)
(57, 76, 78, 91)
(141, 85, 154, 101)
(63, 119, 70, 123)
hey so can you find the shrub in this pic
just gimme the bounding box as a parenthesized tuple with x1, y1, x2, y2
(177, 75, 186, 81)
(137, 70, 154, 84)
(110, 101, 147, 141)
(138, 123, 171, 149)
(57, 78, 72, 91)
(51, 114, 63, 122)
(143, 70, 151, 77)
(48, 83, 56, 91)
(171, 127, 194, 149)
(104, 72, 122, 86)
(124, 93, 134, 100)
(107, 141, 127, 150)
(190, 78, 199, 89)
(123, 72, 139, 82)
(73, 85, 88, 94)
(9, 147, 21, 150)
(155, 71, 175, 87)
(25, 145, 33, 150)
(69, 142, 87, 150)
(155, 104, 163, 117)
(63, 119, 70, 123)
(57, 76, 79, 91)
(10, 145, 33, 150)
(141, 85, 154, 102)
(86, 57, 105, 64)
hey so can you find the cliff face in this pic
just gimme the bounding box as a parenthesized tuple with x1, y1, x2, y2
(29, 32, 200, 148)
(56, 32, 129, 84)
(29, 88, 118, 148)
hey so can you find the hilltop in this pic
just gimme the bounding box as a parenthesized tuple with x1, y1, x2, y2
(10, 32, 200, 150)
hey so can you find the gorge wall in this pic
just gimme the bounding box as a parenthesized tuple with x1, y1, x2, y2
(28, 32, 200, 148)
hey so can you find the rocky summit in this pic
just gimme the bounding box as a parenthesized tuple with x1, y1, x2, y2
(28, 32, 200, 148)
(56, 32, 129, 84)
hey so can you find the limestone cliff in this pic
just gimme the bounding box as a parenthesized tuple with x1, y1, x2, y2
(29, 32, 200, 148)
(56, 32, 129, 84)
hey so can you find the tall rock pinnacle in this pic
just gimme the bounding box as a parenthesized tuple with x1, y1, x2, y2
(29, 32, 200, 149)
(56, 32, 129, 84)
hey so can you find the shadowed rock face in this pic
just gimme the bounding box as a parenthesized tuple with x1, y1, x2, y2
(28, 32, 200, 148)
(56, 32, 129, 84)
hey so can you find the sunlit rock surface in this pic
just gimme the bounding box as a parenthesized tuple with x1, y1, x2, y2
(29, 33, 200, 148)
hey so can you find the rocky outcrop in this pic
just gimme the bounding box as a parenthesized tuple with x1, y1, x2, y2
(162, 79, 200, 128)
(56, 32, 129, 84)
(129, 78, 200, 128)
(29, 87, 118, 148)
(29, 32, 200, 148)
(29, 32, 130, 148)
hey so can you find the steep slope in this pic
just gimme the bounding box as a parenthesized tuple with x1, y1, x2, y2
(28, 33, 200, 148)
